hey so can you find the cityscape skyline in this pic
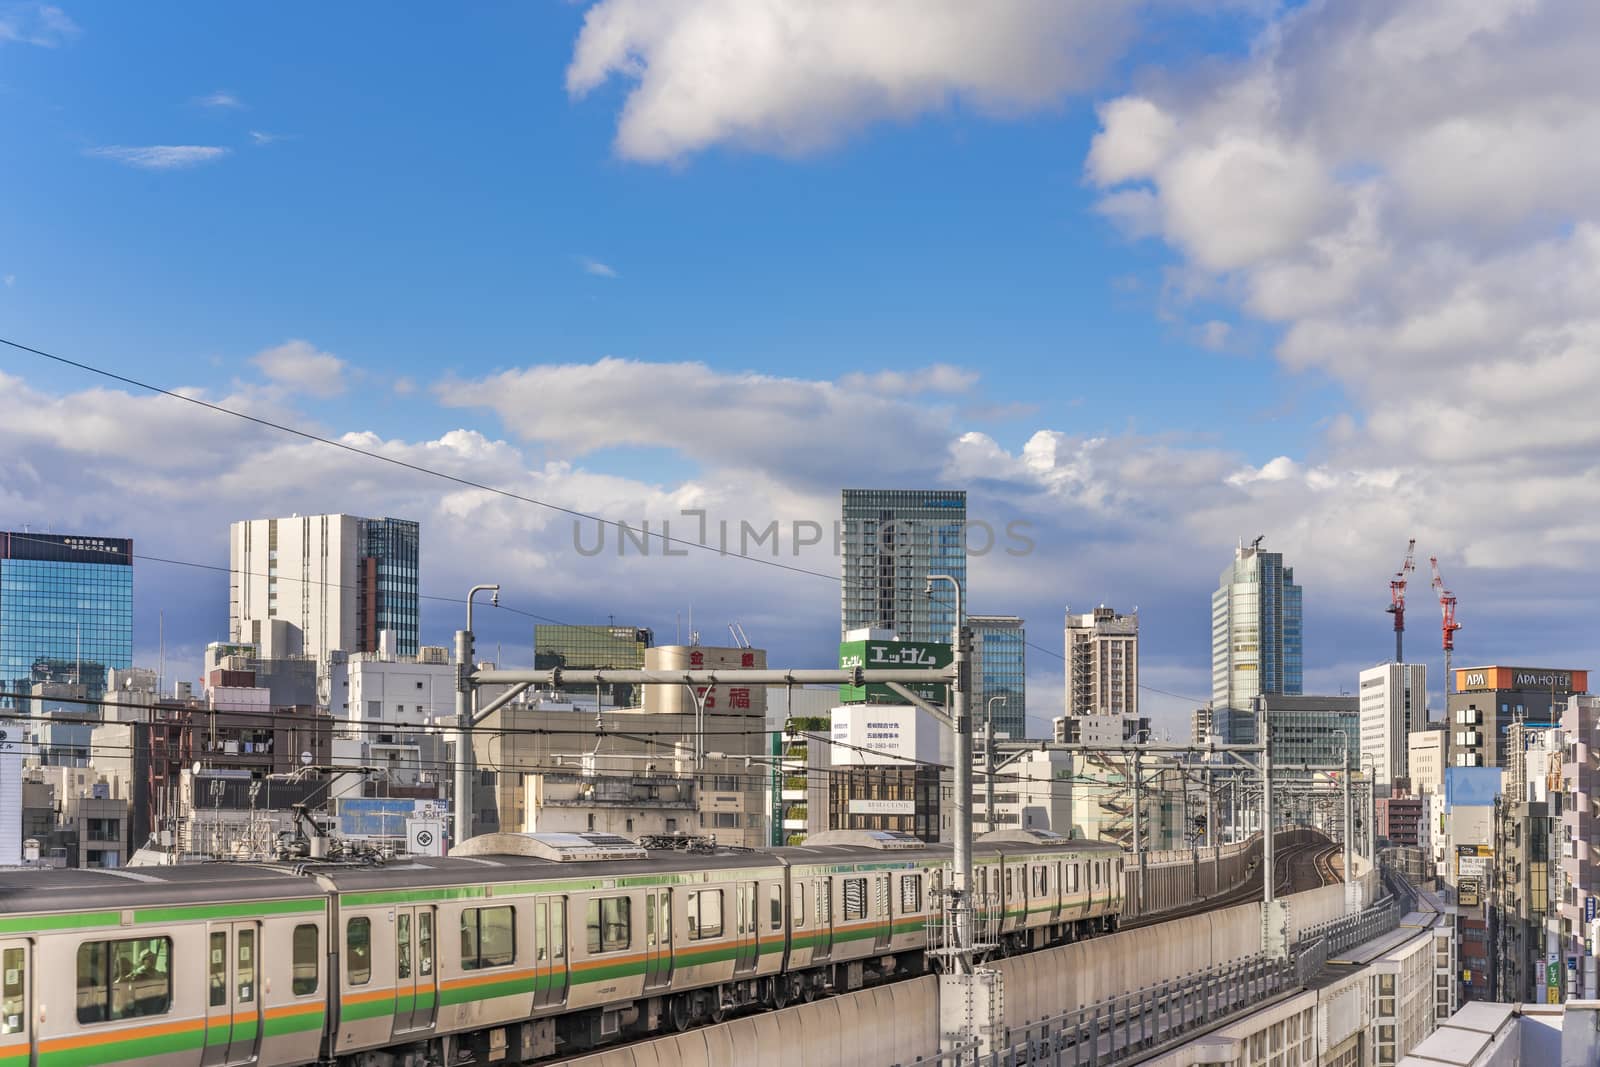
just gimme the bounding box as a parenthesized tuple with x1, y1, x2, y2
(2, 2, 1595, 741)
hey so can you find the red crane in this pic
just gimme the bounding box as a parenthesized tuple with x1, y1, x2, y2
(1429, 556, 1463, 693)
(1385, 538, 1416, 662)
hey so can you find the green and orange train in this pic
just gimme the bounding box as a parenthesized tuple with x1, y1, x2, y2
(0, 828, 1124, 1066)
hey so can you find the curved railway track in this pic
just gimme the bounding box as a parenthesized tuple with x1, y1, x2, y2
(1123, 833, 1336, 929)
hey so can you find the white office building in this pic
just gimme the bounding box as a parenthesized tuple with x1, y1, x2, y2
(1359, 662, 1427, 791)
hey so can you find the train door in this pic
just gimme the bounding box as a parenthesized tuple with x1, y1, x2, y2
(733, 883, 759, 974)
(392, 906, 437, 1035)
(533, 898, 569, 1010)
(643, 889, 674, 991)
(0, 940, 31, 1067)
(202, 921, 263, 1067)
(814, 878, 833, 959)
(873, 875, 892, 951)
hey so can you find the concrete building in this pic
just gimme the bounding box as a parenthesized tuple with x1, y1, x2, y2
(970, 614, 1025, 738)
(1211, 538, 1302, 743)
(1491, 793, 1557, 1003)
(840, 488, 966, 645)
(975, 748, 1074, 835)
(1378, 794, 1426, 848)
(326, 651, 457, 728)
(1445, 766, 1503, 1002)
(1053, 713, 1149, 746)
(1064, 605, 1138, 718)
(229, 513, 420, 665)
(1447, 665, 1588, 770)
(1361, 661, 1428, 792)
(1261, 693, 1359, 779)
(22, 765, 131, 868)
(1557, 694, 1600, 989)
(0, 531, 133, 706)
(1409, 727, 1447, 795)
(1191, 704, 1214, 745)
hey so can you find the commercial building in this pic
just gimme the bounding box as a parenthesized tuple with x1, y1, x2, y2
(1053, 714, 1149, 746)
(1261, 693, 1359, 779)
(1491, 793, 1557, 1003)
(1408, 728, 1447, 796)
(642, 644, 767, 718)
(827, 701, 947, 841)
(1064, 606, 1138, 718)
(0, 531, 133, 705)
(975, 748, 1074, 835)
(1191, 704, 1214, 745)
(1447, 665, 1588, 770)
(1377, 794, 1426, 848)
(229, 513, 420, 666)
(1210, 538, 1302, 743)
(534, 624, 653, 706)
(970, 614, 1026, 739)
(325, 651, 457, 728)
(840, 489, 966, 645)
(1360, 662, 1427, 792)
(1557, 694, 1600, 988)
(1444, 766, 1502, 1002)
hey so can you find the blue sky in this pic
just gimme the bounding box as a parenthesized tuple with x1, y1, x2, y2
(3, 0, 1596, 736)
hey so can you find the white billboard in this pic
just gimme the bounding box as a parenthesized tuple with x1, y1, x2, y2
(830, 704, 945, 767)
(849, 799, 916, 815)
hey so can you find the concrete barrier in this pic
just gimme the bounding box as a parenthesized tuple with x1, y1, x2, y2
(559, 976, 941, 1067)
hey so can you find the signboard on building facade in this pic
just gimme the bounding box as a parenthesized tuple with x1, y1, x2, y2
(1454, 666, 1588, 694)
(838, 640, 952, 704)
(1457, 878, 1481, 907)
(830, 704, 944, 767)
(848, 799, 917, 815)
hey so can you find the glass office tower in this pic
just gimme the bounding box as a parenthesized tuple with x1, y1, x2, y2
(1211, 539, 1303, 742)
(971, 615, 1027, 739)
(359, 517, 420, 657)
(0, 532, 133, 705)
(840, 489, 967, 645)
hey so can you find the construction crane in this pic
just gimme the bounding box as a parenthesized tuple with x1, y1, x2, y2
(1385, 539, 1416, 662)
(1429, 556, 1462, 694)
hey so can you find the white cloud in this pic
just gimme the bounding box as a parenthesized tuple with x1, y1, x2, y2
(248, 130, 284, 145)
(196, 90, 244, 109)
(566, 0, 1136, 162)
(839, 364, 978, 395)
(1196, 320, 1231, 351)
(392, 376, 417, 396)
(579, 257, 619, 279)
(251, 340, 347, 397)
(0, 3, 78, 47)
(86, 145, 228, 170)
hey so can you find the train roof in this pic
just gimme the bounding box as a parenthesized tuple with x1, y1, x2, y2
(0, 860, 317, 915)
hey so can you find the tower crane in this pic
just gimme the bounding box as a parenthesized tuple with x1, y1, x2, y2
(1386, 538, 1416, 663)
(1429, 556, 1462, 694)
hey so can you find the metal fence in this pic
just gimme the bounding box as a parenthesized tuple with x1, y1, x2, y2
(900, 896, 1405, 1066)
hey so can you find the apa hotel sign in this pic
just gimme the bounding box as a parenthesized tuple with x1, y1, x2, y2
(1454, 666, 1588, 694)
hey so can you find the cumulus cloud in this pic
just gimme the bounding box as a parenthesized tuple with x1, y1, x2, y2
(86, 145, 228, 170)
(839, 364, 978, 395)
(251, 340, 347, 397)
(566, 0, 1135, 162)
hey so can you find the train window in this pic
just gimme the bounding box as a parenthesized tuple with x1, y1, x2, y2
(209, 933, 227, 1007)
(843, 878, 867, 921)
(1033, 866, 1048, 896)
(1094, 863, 1101, 888)
(770, 885, 783, 931)
(901, 875, 922, 914)
(237, 929, 255, 1004)
(687, 890, 723, 940)
(794, 883, 805, 928)
(347, 918, 372, 986)
(585, 897, 630, 953)
(292, 925, 319, 996)
(419, 912, 435, 976)
(397, 913, 412, 980)
(817, 883, 831, 926)
(75, 937, 172, 1024)
(1004, 868, 1013, 898)
(552, 900, 567, 960)
(1069, 865, 1079, 893)
(461, 906, 515, 970)
(2, 947, 23, 1035)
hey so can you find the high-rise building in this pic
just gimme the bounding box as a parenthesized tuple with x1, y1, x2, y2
(230, 514, 420, 666)
(1191, 704, 1214, 745)
(1359, 662, 1428, 792)
(1064, 606, 1138, 718)
(840, 489, 966, 645)
(1211, 539, 1302, 742)
(1445, 665, 1588, 770)
(1, 532, 133, 705)
(970, 615, 1026, 739)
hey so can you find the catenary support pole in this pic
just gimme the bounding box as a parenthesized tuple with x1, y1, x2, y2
(929, 573, 972, 971)
(453, 583, 498, 849)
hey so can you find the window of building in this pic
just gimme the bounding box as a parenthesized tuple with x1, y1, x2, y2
(844, 878, 867, 921)
(687, 890, 723, 940)
(347, 918, 372, 985)
(901, 874, 922, 914)
(586, 896, 631, 953)
(75, 937, 172, 1024)
(460, 906, 515, 970)
(292, 925, 318, 996)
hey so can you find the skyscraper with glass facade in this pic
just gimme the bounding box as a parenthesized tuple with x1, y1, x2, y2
(1212, 539, 1303, 742)
(358, 517, 420, 657)
(970, 615, 1026, 739)
(840, 489, 967, 645)
(0, 531, 133, 706)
